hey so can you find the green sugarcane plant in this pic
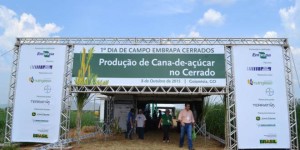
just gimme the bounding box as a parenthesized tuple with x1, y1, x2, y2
(74, 47, 108, 144)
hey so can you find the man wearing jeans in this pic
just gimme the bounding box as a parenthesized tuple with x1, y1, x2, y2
(125, 108, 134, 140)
(178, 103, 195, 150)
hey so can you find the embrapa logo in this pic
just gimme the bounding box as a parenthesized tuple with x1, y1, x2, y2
(252, 52, 271, 59)
(37, 51, 54, 58)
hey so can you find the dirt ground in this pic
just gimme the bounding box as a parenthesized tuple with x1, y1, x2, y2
(20, 129, 224, 150)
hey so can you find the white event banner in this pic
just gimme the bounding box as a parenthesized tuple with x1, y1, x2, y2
(12, 45, 66, 143)
(73, 45, 226, 87)
(232, 45, 290, 149)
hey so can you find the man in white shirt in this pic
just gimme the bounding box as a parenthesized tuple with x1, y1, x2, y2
(135, 109, 147, 139)
(178, 103, 195, 150)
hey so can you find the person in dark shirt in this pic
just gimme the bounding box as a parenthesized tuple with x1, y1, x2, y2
(158, 109, 173, 143)
(125, 108, 134, 140)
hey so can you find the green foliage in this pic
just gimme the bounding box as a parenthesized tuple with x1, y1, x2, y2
(111, 118, 122, 134)
(205, 103, 225, 139)
(0, 108, 6, 143)
(297, 103, 300, 144)
(74, 47, 109, 143)
(69, 111, 96, 129)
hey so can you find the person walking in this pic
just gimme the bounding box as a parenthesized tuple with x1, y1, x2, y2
(178, 103, 195, 150)
(158, 109, 173, 143)
(135, 109, 147, 139)
(125, 108, 135, 140)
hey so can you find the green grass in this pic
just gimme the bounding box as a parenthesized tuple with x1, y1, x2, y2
(69, 110, 97, 129)
(205, 103, 225, 139)
(297, 103, 300, 145)
(0, 108, 6, 143)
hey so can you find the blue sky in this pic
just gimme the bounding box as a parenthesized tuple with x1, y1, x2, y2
(0, 0, 300, 105)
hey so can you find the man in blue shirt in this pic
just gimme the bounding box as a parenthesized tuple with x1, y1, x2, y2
(125, 108, 135, 140)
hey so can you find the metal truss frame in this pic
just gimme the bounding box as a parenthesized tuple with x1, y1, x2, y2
(18, 37, 286, 45)
(70, 85, 227, 95)
(5, 38, 298, 150)
(4, 39, 20, 144)
(225, 46, 238, 149)
(4, 41, 74, 146)
(58, 45, 74, 142)
(284, 45, 298, 149)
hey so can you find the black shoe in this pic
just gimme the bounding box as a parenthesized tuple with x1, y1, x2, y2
(179, 145, 183, 148)
(189, 148, 195, 150)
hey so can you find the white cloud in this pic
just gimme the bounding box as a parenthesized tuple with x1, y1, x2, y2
(279, 1, 300, 38)
(291, 46, 300, 55)
(263, 31, 278, 38)
(0, 5, 62, 52)
(198, 9, 225, 26)
(279, 6, 297, 30)
(203, 0, 236, 5)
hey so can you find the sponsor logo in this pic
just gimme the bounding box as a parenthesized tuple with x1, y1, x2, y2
(258, 112, 275, 115)
(264, 134, 277, 138)
(253, 103, 275, 108)
(34, 108, 50, 111)
(32, 112, 50, 117)
(257, 73, 272, 77)
(33, 133, 48, 138)
(44, 85, 51, 93)
(247, 67, 271, 71)
(258, 98, 274, 101)
(31, 99, 50, 105)
(260, 139, 277, 144)
(37, 51, 54, 58)
(256, 116, 260, 121)
(32, 119, 49, 123)
(265, 88, 274, 96)
(252, 52, 271, 59)
(30, 65, 53, 69)
(256, 116, 276, 121)
(257, 123, 276, 127)
(28, 76, 51, 83)
(38, 72, 53, 75)
(36, 95, 51, 98)
(37, 129, 49, 133)
(247, 79, 272, 86)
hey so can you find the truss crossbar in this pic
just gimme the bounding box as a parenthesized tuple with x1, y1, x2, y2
(18, 38, 287, 45)
(70, 85, 227, 95)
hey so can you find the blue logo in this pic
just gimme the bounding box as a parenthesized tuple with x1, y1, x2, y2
(30, 65, 53, 69)
(247, 67, 271, 71)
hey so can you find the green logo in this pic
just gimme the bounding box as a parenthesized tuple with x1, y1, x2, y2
(252, 52, 271, 59)
(256, 116, 260, 121)
(32, 112, 36, 116)
(37, 51, 54, 58)
(260, 139, 277, 144)
(33, 134, 48, 138)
